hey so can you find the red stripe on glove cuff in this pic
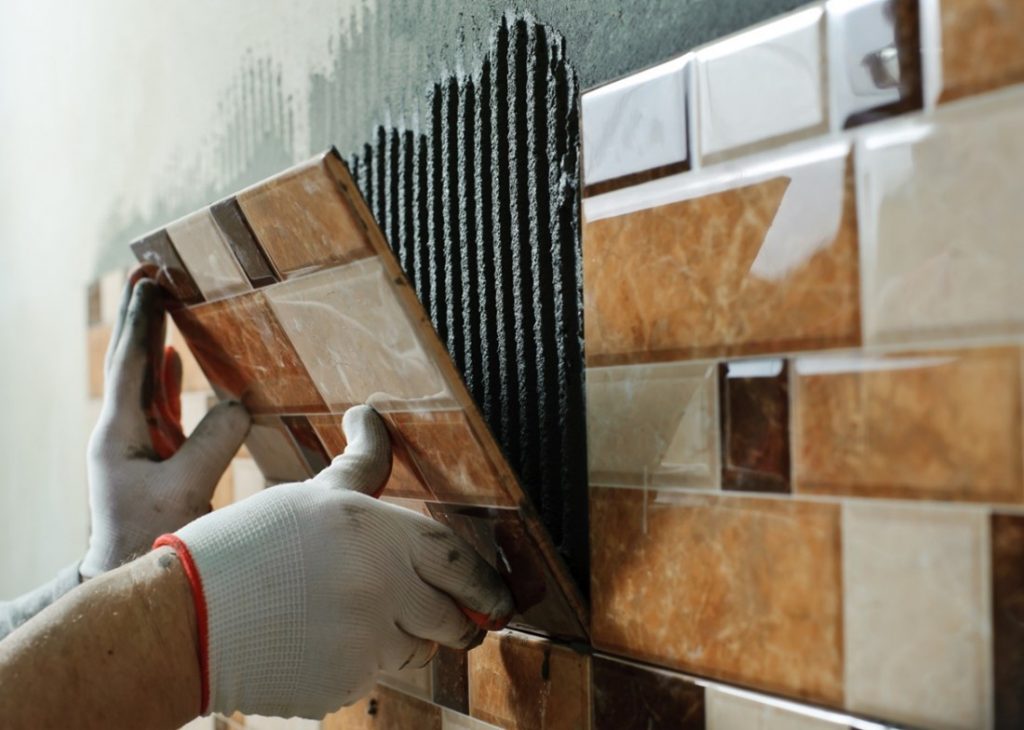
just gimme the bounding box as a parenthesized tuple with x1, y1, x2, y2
(153, 534, 211, 716)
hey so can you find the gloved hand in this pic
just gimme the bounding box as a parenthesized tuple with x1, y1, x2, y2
(81, 275, 251, 579)
(155, 405, 515, 719)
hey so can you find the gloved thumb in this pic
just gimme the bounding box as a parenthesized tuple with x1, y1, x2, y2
(314, 405, 392, 496)
(167, 400, 252, 501)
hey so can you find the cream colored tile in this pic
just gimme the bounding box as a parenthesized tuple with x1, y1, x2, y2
(706, 687, 843, 729)
(586, 362, 718, 489)
(442, 709, 502, 730)
(167, 209, 250, 301)
(243, 717, 319, 730)
(378, 662, 432, 700)
(843, 503, 991, 728)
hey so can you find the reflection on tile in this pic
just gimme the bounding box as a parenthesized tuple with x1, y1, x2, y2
(827, 0, 921, 128)
(386, 410, 513, 506)
(441, 709, 502, 730)
(719, 359, 790, 493)
(938, 0, 1024, 102)
(245, 417, 312, 484)
(238, 157, 373, 278)
(172, 291, 326, 414)
(793, 348, 1023, 503)
(87, 325, 110, 398)
(266, 259, 454, 412)
(281, 415, 331, 474)
(586, 362, 719, 489)
(427, 504, 588, 640)
(378, 661, 432, 701)
(468, 631, 590, 730)
(696, 7, 827, 160)
(705, 687, 840, 729)
(591, 488, 843, 704)
(130, 229, 204, 306)
(322, 684, 442, 730)
(992, 514, 1024, 728)
(858, 90, 1024, 344)
(166, 210, 251, 301)
(210, 197, 279, 287)
(592, 656, 704, 730)
(432, 647, 469, 714)
(582, 55, 690, 189)
(584, 144, 860, 364)
(843, 503, 990, 728)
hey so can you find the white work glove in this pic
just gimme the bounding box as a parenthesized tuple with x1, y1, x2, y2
(82, 275, 251, 579)
(155, 405, 514, 719)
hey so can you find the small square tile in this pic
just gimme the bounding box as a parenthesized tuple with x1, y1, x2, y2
(322, 684, 442, 730)
(938, 0, 1024, 102)
(281, 415, 331, 474)
(586, 362, 719, 489)
(245, 417, 313, 484)
(432, 646, 469, 714)
(843, 503, 990, 728)
(130, 229, 204, 306)
(719, 359, 790, 493)
(592, 656, 704, 730)
(992, 513, 1024, 728)
(210, 197, 279, 287)
(166, 209, 251, 301)
(87, 324, 111, 398)
(705, 686, 842, 729)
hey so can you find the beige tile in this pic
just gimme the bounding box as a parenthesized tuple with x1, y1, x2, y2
(586, 362, 719, 489)
(322, 684, 442, 730)
(706, 687, 841, 730)
(441, 709, 502, 730)
(166, 209, 250, 301)
(843, 503, 991, 728)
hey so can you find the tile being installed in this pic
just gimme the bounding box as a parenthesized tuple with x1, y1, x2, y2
(591, 656, 704, 730)
(586, 361, 719, 489)
(590, 488, 843, 705)
(993, 514, 1024, 729)
(695, 7, 827, 161)
(705, 687, 843, 730)
(209, 198, 279, 287)
(441, 710, 502, 730)
(582, 55, 690, 190)
(937, 0, 1024, 102)
(719, 359, 790, 493)
(130, 229, 204, 306)
(431, 647, 469, 714)
(583, 141, 860, 365)
(843, 503, 990, 728)
(245, 417, 312, 484)
(322, 683, 442, 730)
(165, 210, 250, 301)
(858, 88, 1024, 345)
(793, 347, 1024, 503)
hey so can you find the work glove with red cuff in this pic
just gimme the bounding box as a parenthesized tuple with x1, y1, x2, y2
(156, 406, 515, 719)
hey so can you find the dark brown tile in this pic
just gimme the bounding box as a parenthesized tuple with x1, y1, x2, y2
(130, 229, 204, 306)
(281, 415, 331, 474)
(592, 656, 704, 730)
(322, 683, 442, 730)
(432, 646, 469, 714)
(719, 360, 790, 493)
(209, 197, 279, 287)
(993, 513, 1024, 729)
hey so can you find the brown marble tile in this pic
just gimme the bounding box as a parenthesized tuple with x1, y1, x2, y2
(87, 324, 111, 398)
(939, 0, 1024, 102)
(993, 513, 1024, 729)
(793, 347, 1024, 503)
(171, 291, 326, 414)
(237, 156, 374, 278)
(583, 145, 860, 365)
(591, 656, 704, 730)
(322, 684, 442, 730)
(719, 359, 790, 493)
(210, 197, 279, 287)
(130, 229, 204, 306)
(281, 415, 331, 474)
(468, 631, 590, 730)
(590, 488, 843, 705)
(432, 647, 469, 714)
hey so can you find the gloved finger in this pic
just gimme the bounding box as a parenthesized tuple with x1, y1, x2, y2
(166, 401, 251, 500)
(314, 405, 391, 496)
(161, 347, 183, 425)
(396, 579, 485, 650)
(379, 624, 439, 672)
(147, 346, 186, 460)
(105, 275, 136, 374)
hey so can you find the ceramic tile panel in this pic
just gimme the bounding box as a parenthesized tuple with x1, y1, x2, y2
(237, 156, 374, 278)
(441, 709, 502, 730)
(166, 209, 251, 302)
(591, 655, 704, 730)
(467, 630, 590, 730)
(322, 684, 443, 730)
(858, 88, 1024, 344)
(793, 347, 1024, 503)
(245, 417, 313, 484)
(210, 197, 279, 287)
(591, 488, 843, 705)
(705, 687, 845, 730)
(266, 259, 456, 413)
(937, 0, 1024, 102)
(87, 325, 110, 398)
(432, 647, 469, 714)
(130, 229, 204, 306)
(843, 502, 990, 728)
(719, 359, 790, 493)
(992, 514, 1024, 729)
(586, 361, 719, 489)
(582, 55, 690, 191)
(172, 291, 327, 414)
(695, 7, 827, 161)
(584, 142, 860, 364)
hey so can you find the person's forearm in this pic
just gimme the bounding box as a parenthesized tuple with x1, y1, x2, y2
(0, 547, 200, 729)
(0, 563, 81, 641)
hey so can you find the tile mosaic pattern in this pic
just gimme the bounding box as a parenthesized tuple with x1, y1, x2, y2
(718, 359, 790, 493)
(591, 656, 704, 730)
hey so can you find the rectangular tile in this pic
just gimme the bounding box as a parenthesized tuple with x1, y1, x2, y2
(695, 7, 827, 161)
(591, 656, 704, 730)
(937, 0, 1024, 102)
(166, 209, 251, 301)
(441, 710, 501, 730)
(468, 631, 590, 730)
(586, 362, 719, 489)
(843, 503, 990, 728)
(432, 646, 469, 714)
(590, 488, 843, 705)
(130, 229, 204, 306)
(210, 197, 279, 287)
(992, 513, 1024, 729)
(584, 143, 860, 364)
(793, 347, 1024, 503)
(719, 359, 790, 493)
(281, 415, 331, 474)
(238, 156, 374, 278)
(322, 684, 443, 730)
(705, 687, 844, 730)
(858, 88, 1024, 344)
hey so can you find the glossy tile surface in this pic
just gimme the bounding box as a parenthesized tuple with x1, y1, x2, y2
(323, 684, 442, 730)
(719, 359, 790, 493)
(238, 157, 373, 278)
(432, 647, 469, 714)
(591, 656, 704, 730)
(705, 687, 840, 730)
(130, 229, 204, 305)
(695, 7, 827, 160)
(167, 210, 251, 301)
(210, 197, 279, 287)
(858, 90, 1024, 344)
(939, 0, 1024, 102)
(584, 144, 860, 364)
(586, 362, 719, 489)
(244, 417, 313, 484)
(843, 503, 990, 728)
(591, 488, 843, 704)
(793, 348, 1023, 503)
(468, 631, 590, 730)
(582, 56, 689, 188)
(441, 710, 502, 730)
(992, 513, 1024, 729)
